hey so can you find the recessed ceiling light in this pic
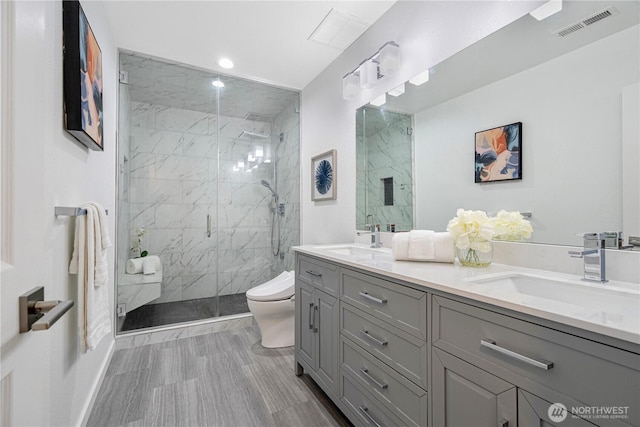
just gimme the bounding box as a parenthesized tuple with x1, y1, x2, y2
(211, 79, 224, 88)
(218, 58, 234, 69)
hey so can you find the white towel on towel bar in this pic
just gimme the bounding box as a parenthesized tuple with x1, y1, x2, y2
(69, 203, 112, 352)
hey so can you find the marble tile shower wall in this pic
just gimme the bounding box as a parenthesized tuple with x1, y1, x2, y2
(129, 100, 275, 304)
(364, 112, 413, 232)
(273, 99, 301, 274)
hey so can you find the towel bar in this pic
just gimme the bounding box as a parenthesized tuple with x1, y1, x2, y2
(55, 206, 108, 216)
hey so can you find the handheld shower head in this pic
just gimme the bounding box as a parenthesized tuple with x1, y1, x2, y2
(260, 180, 279, 199)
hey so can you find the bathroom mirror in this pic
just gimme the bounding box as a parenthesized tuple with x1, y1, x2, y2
(356, 1, 639, 247)
(356, 106, 414, 232)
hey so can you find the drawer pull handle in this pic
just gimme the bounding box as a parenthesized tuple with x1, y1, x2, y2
(481, 339, 553, 370)
(358, 291, 387, 305)
(359, 329, 388, 347)
(359, 406, 383, 427)
(308, 303, 314, 329)
(305, 270, 322, 277)
(313, 305, 318, 333)
(360, 368, 388, 390)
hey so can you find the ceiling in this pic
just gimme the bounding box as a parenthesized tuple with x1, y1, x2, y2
(102, 1, 396, 91)
(121, 52, 300, 120)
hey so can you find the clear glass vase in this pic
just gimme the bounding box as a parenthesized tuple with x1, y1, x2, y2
(455, 242, 493, 267)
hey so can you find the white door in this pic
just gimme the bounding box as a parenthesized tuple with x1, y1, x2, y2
(1, 2, 52, 425)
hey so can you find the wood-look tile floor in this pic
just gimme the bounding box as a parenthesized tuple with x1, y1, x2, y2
(87, 325, 352, 427)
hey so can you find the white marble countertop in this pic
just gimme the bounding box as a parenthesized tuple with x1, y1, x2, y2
(293, 244, 640, 345)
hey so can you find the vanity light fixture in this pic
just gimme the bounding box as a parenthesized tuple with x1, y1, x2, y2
(211, 79, 224, 88)
(388, 83, 405, 97)
(379, 42, 400, 76)
(359, 60, 378, 89)
(370, 93, 386, 107)
(342, 41, 400, 99)
(218, 58, 234, 69)
(529, 0, 562, 21)
(342, 73, 360, 100)
(409, 69, 430, 86)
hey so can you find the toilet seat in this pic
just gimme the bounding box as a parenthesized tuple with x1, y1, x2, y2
(246, 271, 294, 302)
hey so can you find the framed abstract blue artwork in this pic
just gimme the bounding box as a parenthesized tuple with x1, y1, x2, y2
(311, 149, 337, 201)
(475, 122, 522, 183)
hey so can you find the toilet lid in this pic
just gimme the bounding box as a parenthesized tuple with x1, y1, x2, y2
(246, 271, 294, 301)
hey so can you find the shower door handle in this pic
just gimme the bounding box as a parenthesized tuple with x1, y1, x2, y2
(206, 214, 211, 238)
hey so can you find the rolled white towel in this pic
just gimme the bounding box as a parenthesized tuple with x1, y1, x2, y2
(126, 255, 162, 274)
(432, 232, 455, 263)
(142, 258, 157, 275)
(392, 232, 410, 260)
(408, 230, 435, 261)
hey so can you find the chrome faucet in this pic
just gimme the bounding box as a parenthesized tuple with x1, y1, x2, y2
(357, 223, 381, 248)
(569, 233, 608, 283)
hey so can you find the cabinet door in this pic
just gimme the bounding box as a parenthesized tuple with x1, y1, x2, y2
(432, 348, 517, 427)
(519, 390, 598, 427)
(297, 281, 316, 370)
(315, 290, 339, 395)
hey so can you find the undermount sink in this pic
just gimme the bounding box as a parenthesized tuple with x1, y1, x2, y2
(467, 272, 640, 318)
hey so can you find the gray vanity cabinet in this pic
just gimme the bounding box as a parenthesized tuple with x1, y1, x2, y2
(432, 347, 517, 427)
(432, 295, 639, 427)
(518, 390, 597, 427)
(295, 255, 340, 397)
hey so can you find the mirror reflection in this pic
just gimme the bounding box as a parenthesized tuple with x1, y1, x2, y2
(356, 1, 639, 247)
(356, 106, 414, 232)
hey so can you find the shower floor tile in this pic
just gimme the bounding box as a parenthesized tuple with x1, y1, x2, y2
(121, 293, 249, 332)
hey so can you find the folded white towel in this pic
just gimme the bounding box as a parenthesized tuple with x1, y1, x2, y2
(408, 230, 435, 261)
(432, 232, 455, 263)
(126, 255, 162, 274)
(142, 258, 157, 275)
(392, 231, 454, 263)
(392, 233, 410, 260)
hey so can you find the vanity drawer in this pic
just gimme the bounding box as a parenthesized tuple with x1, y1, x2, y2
(433, 296, 640, 424)
(341, 337, 428, 427)
(297, 255, 339, 297)
(341, 268, 427, 340)
(340, 372, 406, 427)
(341, 303, 428, 390)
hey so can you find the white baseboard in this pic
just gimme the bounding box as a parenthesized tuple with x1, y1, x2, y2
(77, 339, 115, 427)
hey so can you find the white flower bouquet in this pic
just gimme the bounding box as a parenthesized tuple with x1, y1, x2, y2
(447, 208, 533, 266)
(446, 209, 495, 253)
(491, 210, 533, 241)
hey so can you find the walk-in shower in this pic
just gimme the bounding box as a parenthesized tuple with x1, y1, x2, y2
(116, 52, 300, 333)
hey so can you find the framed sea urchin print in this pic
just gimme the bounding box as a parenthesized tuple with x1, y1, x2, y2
(311, 149, 337, 201)
(475, 122, 522, 183)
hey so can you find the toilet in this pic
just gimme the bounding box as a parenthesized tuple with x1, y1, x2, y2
(246, 271, 295, 348)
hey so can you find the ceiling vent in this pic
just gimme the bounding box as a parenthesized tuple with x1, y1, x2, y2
(554, 6, 619, 37)
(309, 8, 370, 50)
